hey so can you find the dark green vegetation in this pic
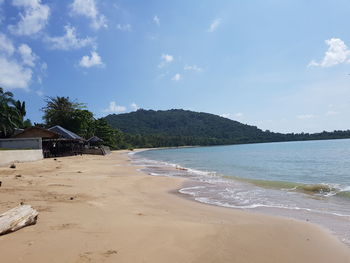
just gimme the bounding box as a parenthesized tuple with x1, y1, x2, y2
(2, 90, 350, 149)
(42, 96, 95, 139)
(104, 109, 350, 147)
(0, 87, 31, 137)
(40, 96, 129, 148)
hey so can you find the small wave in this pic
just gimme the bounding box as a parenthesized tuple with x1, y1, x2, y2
(190, 195, 350, 217)
(336, 190, 350, 199)
(298, 184, 334, 193)
(179, 186, 207, 196)
(232, 177, 349, 198)
(149, 172, 162, 176)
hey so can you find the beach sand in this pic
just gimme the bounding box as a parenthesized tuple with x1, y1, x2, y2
(0, 151, 349, 263)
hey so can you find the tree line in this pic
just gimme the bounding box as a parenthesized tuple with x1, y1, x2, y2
(0, 90, 155, 149)
(3, 88, 350, 149)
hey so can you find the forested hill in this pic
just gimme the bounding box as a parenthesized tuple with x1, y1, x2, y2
(105, 109, 266, 140)
(104, 109, 350, 147)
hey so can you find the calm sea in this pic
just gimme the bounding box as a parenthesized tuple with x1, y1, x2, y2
(132, 139, 350, 245)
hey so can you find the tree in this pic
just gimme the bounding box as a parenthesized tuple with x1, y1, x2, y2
(42, 96, 85, 128)
(94, 118, 126, 149)
(70, 109, 95, 138)
(14, 100, 26, 123)
(22, 119, 32, 129)
(0, 87, 22, 137)
(41, 96, 94, 138)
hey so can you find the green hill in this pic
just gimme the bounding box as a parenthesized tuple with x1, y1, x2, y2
(106, 109, 260, 140)
(104, 109, 350, 148)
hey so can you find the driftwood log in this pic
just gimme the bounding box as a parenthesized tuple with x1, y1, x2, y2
(0, 205, 38, 235)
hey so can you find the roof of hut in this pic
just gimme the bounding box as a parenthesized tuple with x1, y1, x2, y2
(48, 125, 84, 140)
(12, 126, 60, 139)
(87, 136, 103, 143)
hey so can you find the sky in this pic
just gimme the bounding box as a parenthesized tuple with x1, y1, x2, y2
(1, 0, 350, 133)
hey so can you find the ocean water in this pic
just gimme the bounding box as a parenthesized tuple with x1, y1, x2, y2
(132, 139, 350, 245)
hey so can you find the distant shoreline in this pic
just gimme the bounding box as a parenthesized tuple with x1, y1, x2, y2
(129, 136, 350, 153)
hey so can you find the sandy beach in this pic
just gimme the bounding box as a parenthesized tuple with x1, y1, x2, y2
(0, 151, 349, 263)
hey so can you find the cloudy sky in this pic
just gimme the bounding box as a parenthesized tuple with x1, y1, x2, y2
(1, 0, 350, 133)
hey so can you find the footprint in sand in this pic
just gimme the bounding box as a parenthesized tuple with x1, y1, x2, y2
(76, 250, 117, 263)
(50, 223, 78, 230)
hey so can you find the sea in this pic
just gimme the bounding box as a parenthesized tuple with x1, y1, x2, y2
(131, 139, 350, 245)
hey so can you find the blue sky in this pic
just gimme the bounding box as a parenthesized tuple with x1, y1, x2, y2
(1, 0, 350, 133)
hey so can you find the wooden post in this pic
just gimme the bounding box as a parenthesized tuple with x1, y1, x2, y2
(0, 205, 38, 235)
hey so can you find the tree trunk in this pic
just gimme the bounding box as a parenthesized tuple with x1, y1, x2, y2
(0, 205, 38, 235)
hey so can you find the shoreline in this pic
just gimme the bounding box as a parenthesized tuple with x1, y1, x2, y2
(134, 146, 350, 246)
(0, 151, 349, 262)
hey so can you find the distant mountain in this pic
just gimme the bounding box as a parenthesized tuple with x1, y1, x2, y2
(104, 109, 350, 147)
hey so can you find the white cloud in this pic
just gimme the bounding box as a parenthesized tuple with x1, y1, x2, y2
(18, 44, 37, 67)
(46, 25, 95, 50)
(153, 15, 160, 26)
(0, 33, 15, 55)
(70, 0, 107, 30)
(116, 24, 132, 32)
(326, 110, 339, 116)
(79, 51, 104, 68)
(220, 112, 244, 119)
(8, 0, 50, 36)
(234, 112, 244, 118)
(103, 101, 126, 113)
(220, 113, 231, 118)
(184, 65, 202, 72)
(0, 57, 33, 89)
(208, 18, 221, 33)
(36, 90, 44, 96)
(172, 73, 181, 81)
(130, 102, 139, 111)
(162, 54, 173, 62)
(297, 114, 315, 120)
(158, 54, 173, 68)
(308, 38, 350, 67)
(0, 33, 41, 89)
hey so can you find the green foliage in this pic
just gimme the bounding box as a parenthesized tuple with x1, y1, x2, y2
(94, 118, 125, 148)
(70, 109, 95, 138)
(104, 109, 268, 146)
(41, 96, 94, 138)
(5, 90, 350, 149)
(42, 96, 86, 127)
(14, 100, 26, 124)
(104, 109, 350, 148)
(0, 87, 26, 137)
(22, 119, 32, 129)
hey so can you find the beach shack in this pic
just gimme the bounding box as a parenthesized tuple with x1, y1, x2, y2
(87, 136, 103, 146)
(13, 126, 85, 157)
(84, 136, 111, 155)
(13, 126, 60, 140)
(46, 126, 85, 157)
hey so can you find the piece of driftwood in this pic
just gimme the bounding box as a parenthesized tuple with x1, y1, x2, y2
(0, 205, 38, 235)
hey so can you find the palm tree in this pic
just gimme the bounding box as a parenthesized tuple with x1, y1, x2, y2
(42, 96, 85, 128)
(14, 100, 26, 123)
(0, 87, 22, 137)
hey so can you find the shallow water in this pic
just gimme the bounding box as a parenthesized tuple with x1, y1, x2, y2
(132, 139, 350, 245)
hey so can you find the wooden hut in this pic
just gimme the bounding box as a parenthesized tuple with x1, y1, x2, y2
(13, 126, 85, 158)
(87, 136, 103, 146)
(46, 126, 85, 157)
(13, 126, 60, 140)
